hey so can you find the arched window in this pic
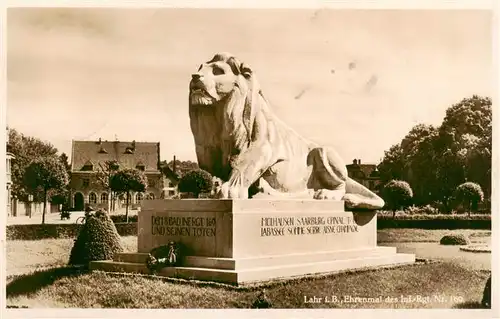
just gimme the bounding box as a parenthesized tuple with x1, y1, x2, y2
(100, 192, 109, 203)
(149, 193, 155, 200)
(89, 192, 97, 204)
(135, 192, 144, 204)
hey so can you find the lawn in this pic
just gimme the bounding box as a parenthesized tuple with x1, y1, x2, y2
(6, 262, 489, 309)
(6, 236, 137, 276)
(5, 229, 492, 309)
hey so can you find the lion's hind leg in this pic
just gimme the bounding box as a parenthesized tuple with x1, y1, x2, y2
(307, 147, 348, 201)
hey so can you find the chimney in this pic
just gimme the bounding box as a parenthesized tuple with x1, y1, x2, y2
(358, 159, 361, 165)
(352, 159, 357, 165)
(173, 155, 177, 174)
(98, 137, 102, 144)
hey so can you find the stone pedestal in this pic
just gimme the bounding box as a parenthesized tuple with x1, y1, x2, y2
(90, 199, 415, 285)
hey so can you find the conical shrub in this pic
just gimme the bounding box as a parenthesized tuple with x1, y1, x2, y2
(69, 210, 124, 266)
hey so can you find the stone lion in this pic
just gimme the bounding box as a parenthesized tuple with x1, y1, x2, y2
(188, 52, 385, 210)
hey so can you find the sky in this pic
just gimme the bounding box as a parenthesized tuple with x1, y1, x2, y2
(6, 8, 493, 164)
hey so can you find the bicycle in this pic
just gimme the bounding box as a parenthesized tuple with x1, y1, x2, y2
(75, 215, 86, 224)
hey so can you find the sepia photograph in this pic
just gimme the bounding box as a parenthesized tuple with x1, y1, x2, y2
(3, 2, 497, 317)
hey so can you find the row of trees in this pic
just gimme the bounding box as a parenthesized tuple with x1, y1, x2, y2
(382, 179, 484, 217)
(377, 95, 491, 212)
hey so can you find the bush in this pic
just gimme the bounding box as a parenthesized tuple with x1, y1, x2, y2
(381, 180, 413, 217)
(68, 211, 124, 266)
(404, 205, 440, 215)
(439, 234, 471, 245)
(455, 182, 484, 215)
(178, 169, 213, 198)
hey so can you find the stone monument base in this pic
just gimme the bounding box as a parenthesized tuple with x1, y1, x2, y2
(90, 199, 415, 285)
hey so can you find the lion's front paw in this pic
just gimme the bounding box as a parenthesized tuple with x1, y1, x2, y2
(217, 183, 249, 199)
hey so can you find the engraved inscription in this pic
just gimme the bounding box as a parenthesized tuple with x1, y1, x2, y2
(151, 216, 216, 237)
(260, 216, 359, 237)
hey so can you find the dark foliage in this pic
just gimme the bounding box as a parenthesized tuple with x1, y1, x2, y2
(68, 211, 124, 265)
(439, 234, 471, 246)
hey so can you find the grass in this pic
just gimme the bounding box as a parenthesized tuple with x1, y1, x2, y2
(5, 262, 490, 309)
(6, 236, 137, 276)
(5, 229, 492, 309)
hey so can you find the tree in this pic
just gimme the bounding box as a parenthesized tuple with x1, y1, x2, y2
(109, 168, 148, 222)
(94, 160, 120, 212)
(381, 180, 413, 218)
(161, 159, 199, 178)
(178, 169, 213, 198)
(23, 157, 69, 224)
(437, 95, 492, 199)
(8, 128, 59, 202)
(50, 152, 73, 208)
(455, 182, 484, 216)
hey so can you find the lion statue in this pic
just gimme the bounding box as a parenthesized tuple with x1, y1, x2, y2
(188, 52, 385, 210)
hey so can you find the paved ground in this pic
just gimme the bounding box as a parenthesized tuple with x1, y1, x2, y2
(380, 241, 491, 271)
(7, 209, 139, 225)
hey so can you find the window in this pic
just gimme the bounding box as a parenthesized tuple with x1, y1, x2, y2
(136, 164, 145, 171)
(101, 193, 109, 203)
(135, 192, 144, 204)
(168, 190, 176, 196)
(149, 193, 155, 200)
(82, 179, 90, 188)
(89, 192, 97, 204)
(168, 182, 174, 188)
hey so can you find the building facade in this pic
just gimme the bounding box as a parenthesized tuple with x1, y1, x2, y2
(70, 139, 176, 211)
(346, 159, 382, 194)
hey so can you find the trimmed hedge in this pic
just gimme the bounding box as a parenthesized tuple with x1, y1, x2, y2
(439, 234, 471, 245)
(69, 211, 124, 265)
(377, 217, 490, 229)
(6, 222, 137, 240)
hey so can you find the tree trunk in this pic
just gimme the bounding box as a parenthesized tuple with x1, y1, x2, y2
(126, 191, 130, 223)
(42, 189, 47, 224)
(392, 209, 396, 219)
(107, 188, 112, 213)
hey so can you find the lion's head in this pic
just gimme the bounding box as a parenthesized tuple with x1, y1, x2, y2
(189, 52, 255, 106)
(189, 53, 266, 180)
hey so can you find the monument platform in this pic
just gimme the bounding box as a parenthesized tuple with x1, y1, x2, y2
(89, 199, 415, 285)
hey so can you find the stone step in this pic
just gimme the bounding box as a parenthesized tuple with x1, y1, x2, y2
(89, 253, 415, 285)
(114, 246, 397, 270)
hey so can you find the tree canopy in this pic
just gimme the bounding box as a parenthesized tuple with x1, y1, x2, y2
(109, 168, 148, 221)
(8, 128, 59, 202)
(378, 95, 491, 211)
(178, 169, 213, 198)
(23, 156, 69, 223)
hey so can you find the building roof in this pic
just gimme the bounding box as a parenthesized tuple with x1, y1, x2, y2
(71, 140, 160, 172)
(346, 159, 380, 179)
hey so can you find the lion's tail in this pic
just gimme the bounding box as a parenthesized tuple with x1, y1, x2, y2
(345, 177, 385, 209)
